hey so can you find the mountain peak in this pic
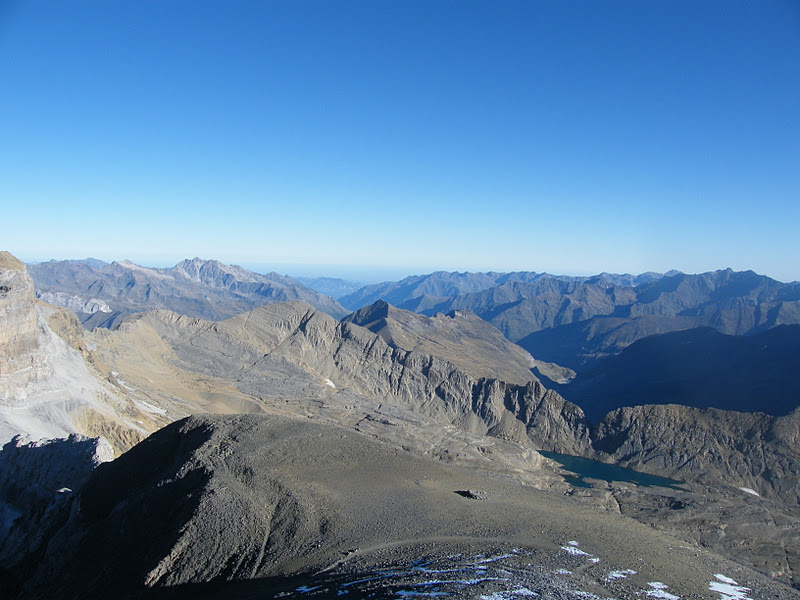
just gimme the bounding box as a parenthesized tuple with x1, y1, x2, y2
(0, 251, 25, 272)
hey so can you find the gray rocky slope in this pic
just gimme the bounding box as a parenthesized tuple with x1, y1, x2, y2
(113, 301, 800, 504)
(93, 301, 800, 588)
(16, 414, 798, 600)
(343, 300, 539, 385)
(28, 257, 350, 327)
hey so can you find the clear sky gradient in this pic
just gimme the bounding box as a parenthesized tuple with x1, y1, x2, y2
(2, 1, 799, 282)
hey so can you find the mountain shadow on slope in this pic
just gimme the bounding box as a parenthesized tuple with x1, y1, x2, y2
(560, 324, 800, 422)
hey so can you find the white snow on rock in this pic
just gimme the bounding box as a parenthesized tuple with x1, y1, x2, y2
(133, 400, 166, 416)
(738, 487, 760, 497)
(709, 575, 753, 600)
(644, 582, 680, 600)
(606, 569, 636, 581)
(324, 378, 336, 388)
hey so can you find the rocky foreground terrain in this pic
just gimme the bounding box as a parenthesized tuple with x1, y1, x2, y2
(2, 252, 799, 598)
(11, 414, 797, 600)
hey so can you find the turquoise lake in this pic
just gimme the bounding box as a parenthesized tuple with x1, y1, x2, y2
(539, 451, 683, 489)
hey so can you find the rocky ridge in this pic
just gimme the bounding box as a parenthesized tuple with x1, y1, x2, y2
(344, 299, 538, 385)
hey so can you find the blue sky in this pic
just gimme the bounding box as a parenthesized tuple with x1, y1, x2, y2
(2, 1, 799, 282)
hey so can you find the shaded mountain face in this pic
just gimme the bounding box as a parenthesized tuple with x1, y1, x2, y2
(28, 257, 350, 327)
(592, 404, 800, 504)
(559, 325, 800, 422)
(344, 300, 538, 385)
(17, 414, 797, 600)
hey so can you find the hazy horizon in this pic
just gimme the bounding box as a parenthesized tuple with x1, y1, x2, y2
(18, 253, 798, 286)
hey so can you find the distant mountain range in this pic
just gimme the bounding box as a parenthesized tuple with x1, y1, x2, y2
(338, 270, 667, 311)
(28, 257, 350, 327)
(340, 268, 800, 370)
(295, 275, 365, 299)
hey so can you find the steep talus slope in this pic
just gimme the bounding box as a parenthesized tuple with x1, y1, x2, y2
(344, 300, 537, 384)
(28, 257, 349, 326)
(19, 414, 795, 600)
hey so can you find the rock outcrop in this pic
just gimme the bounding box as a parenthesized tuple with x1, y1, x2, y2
(0, 251, 47, 394)
(129, 302, 591, 454)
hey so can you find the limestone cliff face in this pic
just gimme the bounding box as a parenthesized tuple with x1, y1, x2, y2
(0, 252, 152, 449)
(0, 253, 51, 402)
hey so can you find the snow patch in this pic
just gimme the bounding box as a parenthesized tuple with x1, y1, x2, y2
(709, 575, 753, 600)
(324, 378, 336, 388)
(738, 487, 760, 497)
(561, 546, 590, 556)
(644, 582, 680, 600)
(133, 400, 166, 416)
(606, 570, 636, 581)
